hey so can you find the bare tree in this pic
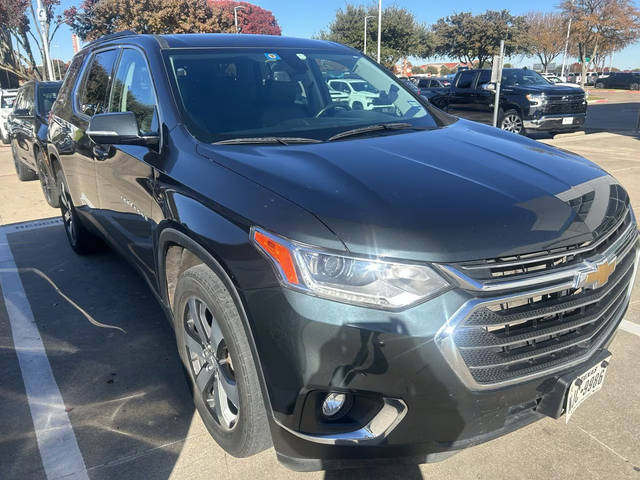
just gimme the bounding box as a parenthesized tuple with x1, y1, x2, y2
(525, 12, 566, 72)
(561, 0, 640, 88)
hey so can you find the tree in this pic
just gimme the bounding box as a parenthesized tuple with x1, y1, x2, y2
(525, 11, 566, 72)
(439, 64, 455, 75)
(560, 0, 640, 87)
(411, 65, 425, 74)
(425, 65, 438, 75)
(65, 0, 281, 41)
(0, 0, 64, 80)
(432, 10, 530, 69)
(212, 1, 280, 35)
(318, 4, 433, 68)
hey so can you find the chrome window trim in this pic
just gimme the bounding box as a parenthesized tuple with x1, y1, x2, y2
(435, 235, 639, 392)
(273, 398, 407, 445)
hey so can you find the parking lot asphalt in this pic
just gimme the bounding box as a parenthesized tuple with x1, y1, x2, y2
(1, 124, 639, 479)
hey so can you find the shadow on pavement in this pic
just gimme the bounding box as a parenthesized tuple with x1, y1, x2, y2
(3, 222, 195, 480)
(325, 465, 423, 479)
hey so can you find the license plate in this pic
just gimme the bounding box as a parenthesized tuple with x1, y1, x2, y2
(565, 356, 611, 423)
(562, 117, 574, 125)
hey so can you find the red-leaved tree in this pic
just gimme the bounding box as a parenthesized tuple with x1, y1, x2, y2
(210, 1, 281, 35)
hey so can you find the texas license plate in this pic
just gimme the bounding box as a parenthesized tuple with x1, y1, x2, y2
(562, 117, 574, 125)
(565, 357, 611, 423)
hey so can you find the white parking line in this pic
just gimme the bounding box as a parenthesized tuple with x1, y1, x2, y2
(620, 319, 640, 337)
(0, 224, 89, 480)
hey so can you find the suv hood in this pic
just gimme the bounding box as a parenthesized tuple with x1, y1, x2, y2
(198, 120, 624, 263)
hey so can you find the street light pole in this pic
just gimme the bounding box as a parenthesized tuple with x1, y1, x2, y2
(35, 0, 55, 81)
(376, 0, 382, 63)
(234, 6, 244, 33)
(364, 15, 375, 56)
(560, 1, 574, 80)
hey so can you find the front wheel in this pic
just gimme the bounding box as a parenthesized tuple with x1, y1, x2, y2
(11, 143, 37, 181)
(500, 109, 524, 135)
(36, 149, 60, 208)
(57, 167, 102, 254)
(595, 82, 605, 89)
(630, 83, 639, 91)
(174, 264, 271, 458)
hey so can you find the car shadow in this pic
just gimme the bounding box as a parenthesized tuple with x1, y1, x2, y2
(3, 221, 195, 479)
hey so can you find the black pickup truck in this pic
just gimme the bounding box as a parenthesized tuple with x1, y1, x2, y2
(429, 68, 588, 135)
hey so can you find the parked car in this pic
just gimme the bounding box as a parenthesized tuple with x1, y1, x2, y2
(429, 68, 587, 135)
(540, 72, 578, 88)
(0, 88, 18, 144)
(326, 78, 394, 111)
(595, 72, 640, 90)
(8, 80, 61, 206)
(566, 72, 581, 84)
(413, 76, 451, 97)
(48, 32, 638, 472)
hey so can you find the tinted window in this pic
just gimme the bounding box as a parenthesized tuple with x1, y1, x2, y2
(417, 78, 429, 88)
(109, 49, 158, 135)
(57, 53, 85, 111)
(37, 85, 60, 115)
(456, 71, 476, 89)
(477, 70, 491, 85)
(166, 48, 437, 143)
(79, 49, 118, 116)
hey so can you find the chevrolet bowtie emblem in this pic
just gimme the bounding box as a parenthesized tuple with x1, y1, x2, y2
(577, 258, 617, 290)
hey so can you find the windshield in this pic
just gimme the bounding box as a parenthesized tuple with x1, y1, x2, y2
(165, 48, 438, 143)
(37, 86, 60, 115)
(502, 70, 550, 87)
(1, 95, 16, 109)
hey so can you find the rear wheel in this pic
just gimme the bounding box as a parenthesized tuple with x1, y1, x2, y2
(11, 143, 37, 181)
(500, 109, 524, 135)
(57, 166, 102, 254)
(630, 83, 639, 91)
(595, 82, 605, 89)
(36, 149, 60, 208)
(174, 264, 271, 457)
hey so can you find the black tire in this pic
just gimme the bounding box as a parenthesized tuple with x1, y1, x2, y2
(174, 264, 271, 458)
(499, 109, 525, 135)
(352, 101, 364, 110)
(630, 83, 639, 91)
(56, 165, 102, 254)
(36, 148, 60, 208)
(595, 82, 605, 89)
(11, 143, 38, 181)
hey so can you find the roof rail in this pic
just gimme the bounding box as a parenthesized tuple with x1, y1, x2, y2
(84, 30, 137, 49)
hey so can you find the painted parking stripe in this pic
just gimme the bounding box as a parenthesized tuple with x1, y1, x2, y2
(620, 319, 640, 337)
(0, 225, 89, 480)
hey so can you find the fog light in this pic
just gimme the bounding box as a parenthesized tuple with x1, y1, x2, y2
(322, 392, 347, 417)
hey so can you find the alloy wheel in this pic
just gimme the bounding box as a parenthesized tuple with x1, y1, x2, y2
(183, 295, 239, 430)
(501, 113, 523, 134)
(59, 183, 77, 244)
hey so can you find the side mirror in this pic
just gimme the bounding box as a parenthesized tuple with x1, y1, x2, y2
(13, 108, 33, 118)
(87, 112, 159, 147)
(480, 83, 496, 91)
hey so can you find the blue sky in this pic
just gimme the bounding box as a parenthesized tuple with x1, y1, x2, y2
(29, 0, 640, 69)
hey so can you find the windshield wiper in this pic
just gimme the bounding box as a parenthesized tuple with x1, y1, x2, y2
(214, 136, 321, 145)
(327, 123, 432, 142)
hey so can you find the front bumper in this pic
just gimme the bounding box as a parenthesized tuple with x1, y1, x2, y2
(240, 261, 634, 471)
(523, 113, 586, 131)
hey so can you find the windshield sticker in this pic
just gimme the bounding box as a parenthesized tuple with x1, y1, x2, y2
(264, 53, 281, 61)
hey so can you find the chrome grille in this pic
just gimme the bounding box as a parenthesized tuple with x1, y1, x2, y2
(436, 215, 639, 390)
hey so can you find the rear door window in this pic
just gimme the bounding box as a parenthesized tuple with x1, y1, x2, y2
(78, 49, 119, 116)
(456, 71, 476, 89)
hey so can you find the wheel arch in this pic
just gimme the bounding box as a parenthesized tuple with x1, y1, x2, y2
(156, 227, 276, 424)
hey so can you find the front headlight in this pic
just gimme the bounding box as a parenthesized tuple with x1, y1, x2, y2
(525, 93, 546, 105)
(251, 227, 450, 309)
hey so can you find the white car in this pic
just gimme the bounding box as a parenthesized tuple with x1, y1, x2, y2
(0, 88, 18, 144)
(326, 78, 393, 111)
(540, 73, 576, 88)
